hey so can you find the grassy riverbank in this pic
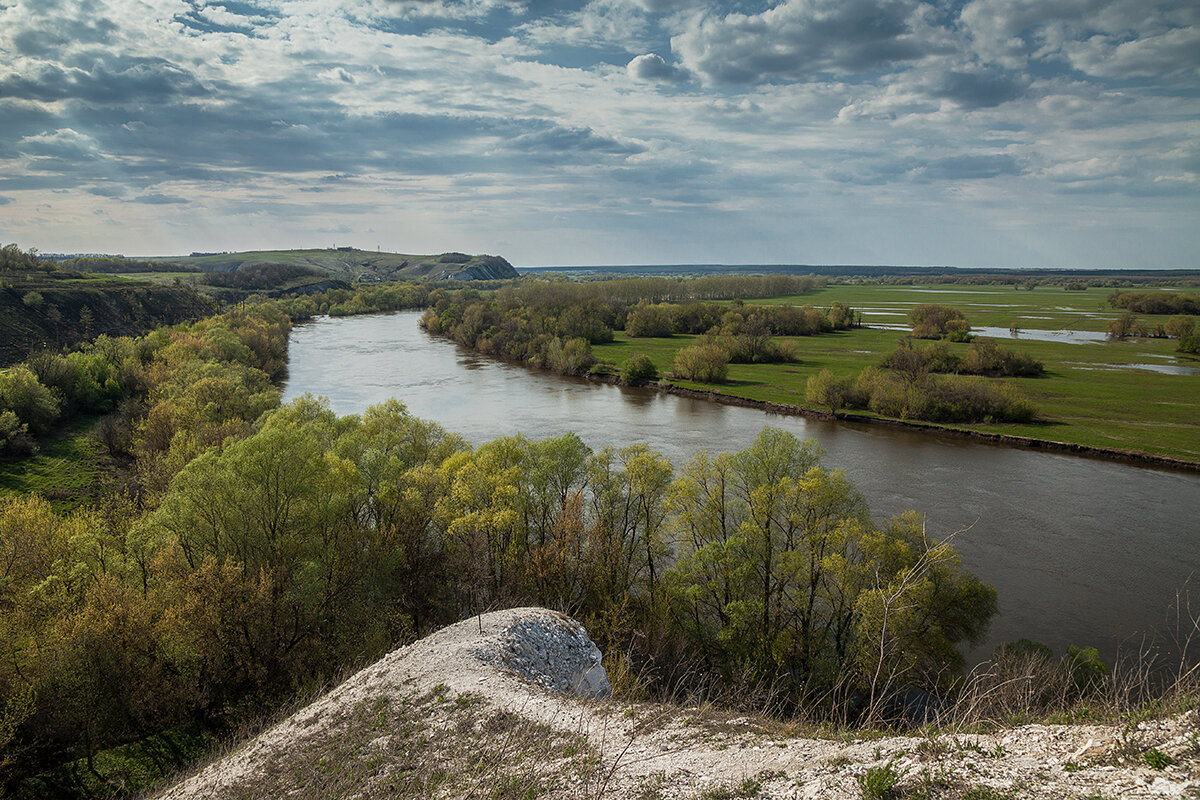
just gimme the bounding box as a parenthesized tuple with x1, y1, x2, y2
(599, 284, 1200, 464)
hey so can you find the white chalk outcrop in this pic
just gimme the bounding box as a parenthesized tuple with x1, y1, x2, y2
(155, 608, 1198, 800)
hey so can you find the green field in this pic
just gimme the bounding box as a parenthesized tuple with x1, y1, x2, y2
(598, 284, 1200, 463)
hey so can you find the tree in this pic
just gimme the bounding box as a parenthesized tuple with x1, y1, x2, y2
(908, 304, 971, 341)
(666, 429, 996, 706)
(672, 343, 730, 383)
(806, 369, 849, 412)
(0, 367, 60, 435)
(621, 353, 658, 384)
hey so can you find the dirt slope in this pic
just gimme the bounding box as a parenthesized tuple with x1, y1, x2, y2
(154, 608, 1199, 800)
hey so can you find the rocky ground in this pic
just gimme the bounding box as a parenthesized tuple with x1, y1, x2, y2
(154, 608, 1200, 800)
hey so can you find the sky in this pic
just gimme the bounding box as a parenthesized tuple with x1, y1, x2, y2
(0, 0, 1197, 268)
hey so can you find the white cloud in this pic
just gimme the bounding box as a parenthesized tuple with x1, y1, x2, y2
(626, 52, 687, 81)
(0, 0, 1194, 267)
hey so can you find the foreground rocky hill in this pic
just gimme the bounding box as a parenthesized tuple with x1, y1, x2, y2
(155, 609, 1198, 800)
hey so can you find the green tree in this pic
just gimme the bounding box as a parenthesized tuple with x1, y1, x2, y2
(620, 353, 658, 384)
(908, 304, 971, 341)
(672, 343, 730, 383)
(0, 367, 60, 435)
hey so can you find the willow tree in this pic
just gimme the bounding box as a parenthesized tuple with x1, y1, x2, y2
(666, 428, 995, 705)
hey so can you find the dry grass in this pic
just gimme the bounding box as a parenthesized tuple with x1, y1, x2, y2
(193, 687, 605, 800)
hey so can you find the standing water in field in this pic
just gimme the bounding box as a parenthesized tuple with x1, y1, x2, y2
(283, 311, 1200, 664)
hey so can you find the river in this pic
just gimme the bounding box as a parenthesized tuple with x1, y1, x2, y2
(283, 311, 1200, 664)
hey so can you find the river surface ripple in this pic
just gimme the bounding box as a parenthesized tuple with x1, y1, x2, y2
(283, 312, 1200, 663)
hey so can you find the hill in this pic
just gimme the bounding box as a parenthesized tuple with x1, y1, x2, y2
(0, 272, 217, 365)
(154, 608, 1198, 800)
(165, 248, 519, 282)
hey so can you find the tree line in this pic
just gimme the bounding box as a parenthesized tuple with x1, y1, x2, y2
(419, 286, 856, 380)
(0, 402, 995, 795)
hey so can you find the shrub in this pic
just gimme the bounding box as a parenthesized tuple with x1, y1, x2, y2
(806, 368, 855, 411)
(853, 369, 1035, 423)
(620, 353, 658, 384)
(21, 291, 43, 308)
(857, 759, 903, 799)
(909, 304, 971, 341)
(671, 344, 729, 383)
(544, 337, 596, 376)
(0, 410, 35, 458)
(962, 340, 1043, 377)
(0, 367, 60, 435)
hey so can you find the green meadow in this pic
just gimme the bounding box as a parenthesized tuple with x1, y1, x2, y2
(597, 284, 1200, 463)
(0, 416, 112, 511)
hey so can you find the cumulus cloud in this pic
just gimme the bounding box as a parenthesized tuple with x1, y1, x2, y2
(18, 128, 101, 159)
(671, 0, 951, 84)
(0, 0, 1194, 266)
(626, 53, 687, 81)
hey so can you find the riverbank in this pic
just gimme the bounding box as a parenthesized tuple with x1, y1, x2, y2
(626, 378, 1200, 473)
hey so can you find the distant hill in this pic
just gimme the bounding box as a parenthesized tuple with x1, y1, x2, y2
(164, 248, 519, 282)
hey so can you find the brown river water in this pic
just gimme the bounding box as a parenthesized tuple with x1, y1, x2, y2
(283, 311, 1200, 664)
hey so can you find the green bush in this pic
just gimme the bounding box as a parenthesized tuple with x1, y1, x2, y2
(544, 336, 596, 376)
(0, 410, 34, 458)
(909, 304, 971, 341)
(852, 369, 1036, 424)
(0, 367, 61, 435)
(620, 353, 658, 384)
(962, 340, 1044, 377)
(671, 343, 729, 383)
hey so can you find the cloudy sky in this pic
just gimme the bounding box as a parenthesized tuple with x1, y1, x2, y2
(1, 0, 1197, 267)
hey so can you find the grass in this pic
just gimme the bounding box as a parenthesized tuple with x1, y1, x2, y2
(0, 415, 115, 511)
(598, 284, 1200, 463)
